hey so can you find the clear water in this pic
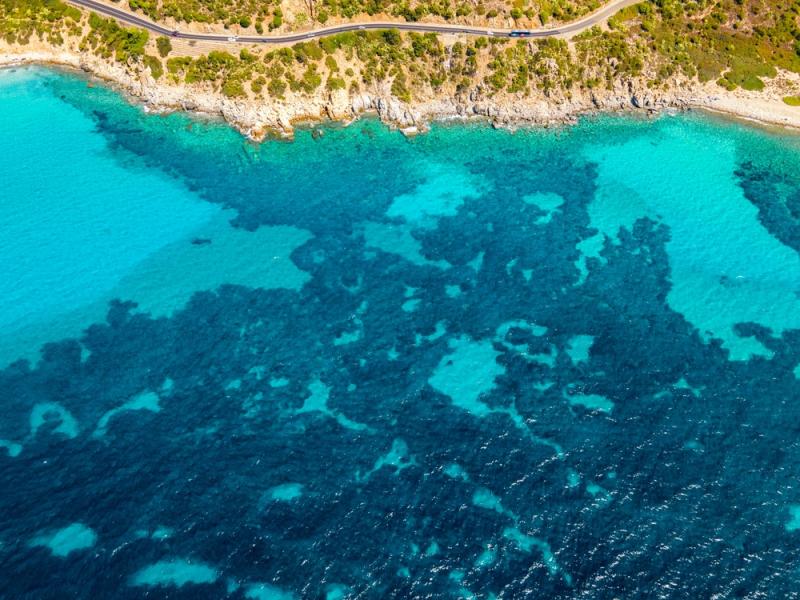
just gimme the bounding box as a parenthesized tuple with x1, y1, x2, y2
(2, 66, 800, 598)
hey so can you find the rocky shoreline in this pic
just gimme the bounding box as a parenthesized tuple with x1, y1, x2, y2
(2, 43, 800, 140)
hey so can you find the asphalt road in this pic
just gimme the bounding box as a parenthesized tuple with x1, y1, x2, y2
(66, 0, 641, 43)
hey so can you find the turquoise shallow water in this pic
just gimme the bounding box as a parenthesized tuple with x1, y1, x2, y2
(2, 66, 800, 598)
(0, 68, 312, 365)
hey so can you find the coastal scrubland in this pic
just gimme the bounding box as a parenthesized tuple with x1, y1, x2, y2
(1, 0, 799, 127)
(110, 0, 602, 32)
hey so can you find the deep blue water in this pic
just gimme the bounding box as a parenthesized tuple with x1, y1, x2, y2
(2, 66, 800, 599)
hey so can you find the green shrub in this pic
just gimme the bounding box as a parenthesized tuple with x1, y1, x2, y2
(270, 10, 282, 30)
(251, 75, 266, 93)
(391, 71, 411, 101)
(293, 41, 324, 62)
(716, 77, 737, 91)
(327, 76, 346, 90)
(86, 13, 148, 62)
(156, 36, 171, 57)
(167, 56, 192, 74)
(301, 64, 322, 91)
(382, 29, 402, 47)
(144, 54, 163, 78)
(222, 78, 246, 97)
(268, 77, 287, 98)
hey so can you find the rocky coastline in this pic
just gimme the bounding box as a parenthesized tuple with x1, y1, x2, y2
(2, 42, 799, 140)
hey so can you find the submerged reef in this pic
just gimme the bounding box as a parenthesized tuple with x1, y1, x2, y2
(2, 69, 800, 598)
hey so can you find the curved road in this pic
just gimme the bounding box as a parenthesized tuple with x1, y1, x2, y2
(66, 0, 640, 43)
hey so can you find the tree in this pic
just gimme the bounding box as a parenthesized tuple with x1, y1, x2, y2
(156, 36, 172, 57)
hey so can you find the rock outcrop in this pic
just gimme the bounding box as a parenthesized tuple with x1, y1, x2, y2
(3, 41, 799, 141)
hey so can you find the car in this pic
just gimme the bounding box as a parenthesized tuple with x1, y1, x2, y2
(171, 29, 178, 37)
(358, 25, 365, 30)
(227, 36, 238, 42)
(509, 30, 532, 37)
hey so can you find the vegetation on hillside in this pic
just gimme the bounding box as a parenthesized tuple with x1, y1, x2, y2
(1, 0, 799, 102)
(610, 0, 800, 91)
(119, 0, 602, 30)
(0, 0, 82, 45)
(81, 12, 148, 61)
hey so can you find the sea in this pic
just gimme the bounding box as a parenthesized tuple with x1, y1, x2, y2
(2, 65, 800, 598)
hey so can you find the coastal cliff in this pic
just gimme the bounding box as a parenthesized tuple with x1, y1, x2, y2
(3, 37, 799, 140)
(2, 0, 800, 139)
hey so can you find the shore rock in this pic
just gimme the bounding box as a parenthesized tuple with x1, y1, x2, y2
(3, 42, 799, 141)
